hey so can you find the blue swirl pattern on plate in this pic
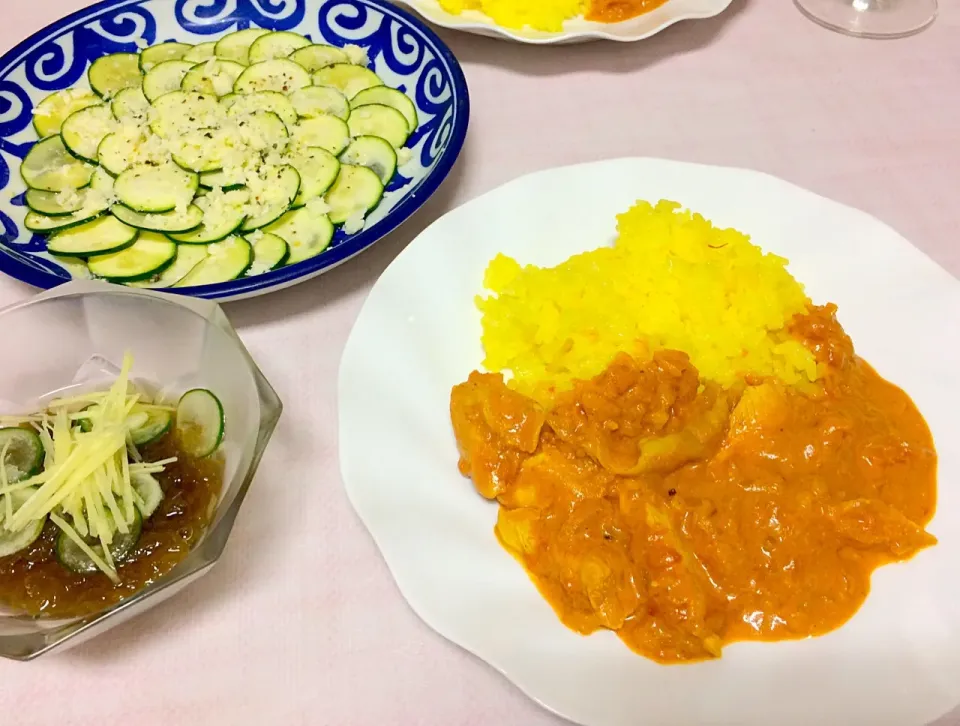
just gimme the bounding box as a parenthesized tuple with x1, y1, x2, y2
(0, 0, 469, 300)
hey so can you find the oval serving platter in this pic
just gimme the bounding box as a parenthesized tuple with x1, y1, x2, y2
(0, 0, 468, 301)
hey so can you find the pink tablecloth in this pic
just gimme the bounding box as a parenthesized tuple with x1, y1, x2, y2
(1, 2, 958, 725)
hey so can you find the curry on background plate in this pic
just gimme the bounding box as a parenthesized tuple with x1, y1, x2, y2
(451, 200, 936, 663)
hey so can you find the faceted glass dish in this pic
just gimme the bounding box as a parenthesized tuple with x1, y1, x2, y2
(0, 281, 281, 660)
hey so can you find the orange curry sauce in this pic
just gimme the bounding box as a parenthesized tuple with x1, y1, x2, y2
(450, 305, 936, 663)
(586, 0, 669, 23)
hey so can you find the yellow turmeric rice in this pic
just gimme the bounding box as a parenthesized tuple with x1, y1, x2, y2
(437, 0, 584, 32)
(477, 200, 818, 403)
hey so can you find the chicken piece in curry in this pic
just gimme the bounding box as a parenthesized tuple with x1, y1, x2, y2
(450, 305, 937, 663)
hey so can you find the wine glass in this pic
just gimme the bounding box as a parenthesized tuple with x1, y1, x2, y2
(794, 0, 937, 38)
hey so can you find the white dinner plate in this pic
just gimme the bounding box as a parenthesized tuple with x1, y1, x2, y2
(393, 0, 733, 44)
(339, 158, 960, 726)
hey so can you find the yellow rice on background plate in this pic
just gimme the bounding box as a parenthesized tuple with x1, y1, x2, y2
(478, 200, 818, 403)
(437, 0, 584, 32)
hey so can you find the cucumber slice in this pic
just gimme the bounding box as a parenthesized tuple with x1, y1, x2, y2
(127, 244, 208, 288)
(312, 64, 383, 100)
(21, 136, 94, 192)
(0, 428, 44, 481)
(55, 508, 142, 574)
(224, 90, 298, 127)
(235, 110, 289, 152)
(60, 104, 117, 162)
(143, 59, 195, 102)
(347, 104, 409, 149)
(174, 236, 252, 287)
(288, 147, 340, 207)
(25, 207, 106, 233)
(168, 189, 249, 243)
(175, 389, 225, 457)
(47, 215, 138, 257)
(139, 42, 192, 72)
(111, 86, 151, 122)
(247, 231, 289, 272)
(340, 136, 396, 185)
(215, 28, 270, 65)
(324, 164, 383, 225)
(234, 59, 311, 95)
(115, 163, 199, 213)
(289, 85, 349, 121)
(111, 204, 204, 233)
(182, 59, 245, 97)
(88, 53, 142, 98)
(171, 127, 232, 173)
(33, 88, 100, 137)
(131, 472, 164, 519)
(240, 165, 300, 231)
(25, 188, 86, 216)
(129, 408, 173, 446)
(351, 86, 418, 132)
(149, 91, 224, 139)
(87, 232, 176, 281)
(289, 44, 349, 72)
(183, 41, 217, 64)
(90, 166, 115, 194)
(248, 31, 310, 64)
(264, 207, 333, 265)
(291, 115, 349, 155)
(0, 489, 45, 558)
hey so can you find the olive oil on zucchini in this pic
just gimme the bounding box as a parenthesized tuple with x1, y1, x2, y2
(0, 426, 223, 618)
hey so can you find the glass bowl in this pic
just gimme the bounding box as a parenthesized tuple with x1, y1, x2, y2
(0, 281, 281, 660)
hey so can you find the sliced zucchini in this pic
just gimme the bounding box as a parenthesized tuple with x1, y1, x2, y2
(313, 64, 383, 100)
(115, 163, 199, 213)
(240, 164, 300, 231)
(98, 127, 169, 176)
(60, 104, 116, 163)
(199, 168, 247, 191)
(21, 136, 94, 192)
(235, 110, 289, 152)
(47, 215, 138, 257)
(247, 231, 289, 272)
(111, 86, 151, 122)
(168, 189, 249, 243)
(175, 388, 225, 456)
(224, 90, 298, 127)
(130, 472, 164, 518)
(33, 88, 100, 137)
(248, 31, 311, 64)
(289, 44, 349, 72)
(347, 104, 409, 149)
(127, 244, 208, 288)
(111, 203, 204, 233)
(88, 53, 142, 98)
(289, 85, 350, 121)
(287, 147, 340, 207)
(171, 127, 232, 173)
(181, 59, 245, 97)
(291, 115, 349, 155)
(340, 136, 396, 185)
(264, 207, 333, 266)
(55, 508, 142, 574)
(0, 489, 45, 558)
(174, 236, 252, 287)
(234, 59, 311, 95)
(183, 41, 217, 64)
(351, 86, 418, 132)
(25, 207, 105, 233)
(143, 59, 195, 102)
(0, 428, 44, 481)
(25, 188, 86, 216)
(324, 164, 383, 225)
(139, 42, 192, 72)
(214, 28, 270, 65)
(87, 232, 177, 281)
(90, 165, 115, 194)
(149, 91, 224, 139)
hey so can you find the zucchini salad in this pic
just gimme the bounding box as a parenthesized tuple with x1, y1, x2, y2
(22, 30, 418, 287)
(0, 353, 226, 617)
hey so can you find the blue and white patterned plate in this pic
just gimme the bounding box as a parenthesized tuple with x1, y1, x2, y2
(0, 0, 469, 300)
